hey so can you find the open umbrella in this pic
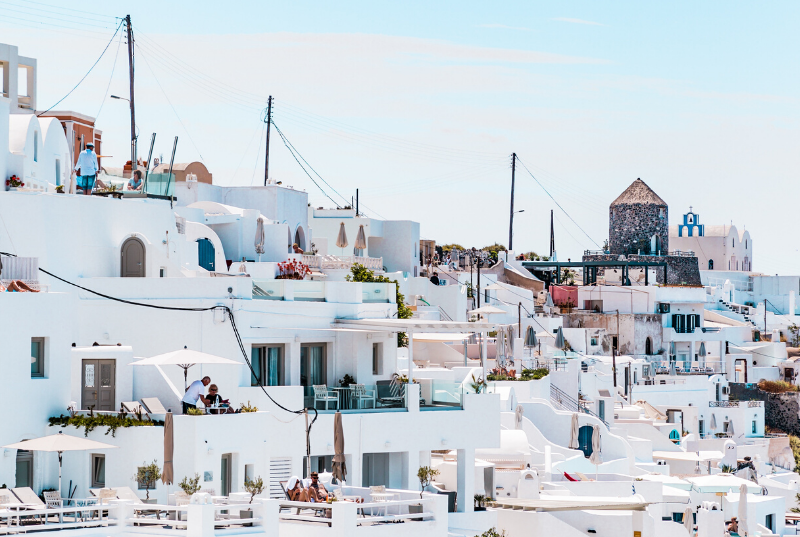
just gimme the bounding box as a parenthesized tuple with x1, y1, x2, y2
(255, 217, 266, 258)
(568, 413, 580, 449)
(354, 224, 367, 251)
(332, 411, 347, 484)
(507, 325, 515, 355)
(4, 431, 117, 496)
(709, 413, 717, 432)
(669, 341, 676, 357)
(130, 347, 243, 390)
(496, 329, 506, 367)
(524, 326, 537, 347)
(162, 412, 174, 485)
(738, 483, 749, 535)
(683, 506, 693, 534)
(727, 420, 735, 437)
(589, 425, 602, 479)
(336, 222, 348, 254)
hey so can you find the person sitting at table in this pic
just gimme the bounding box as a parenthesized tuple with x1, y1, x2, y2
(286, 476, 309, 502)
(205, 384, 233, 414)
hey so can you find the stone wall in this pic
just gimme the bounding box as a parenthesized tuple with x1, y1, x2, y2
(582, 254, 701, 286)
(609, 203, 669, 256)
(562, 312, 664, 355)
(729, 383, 800, 436)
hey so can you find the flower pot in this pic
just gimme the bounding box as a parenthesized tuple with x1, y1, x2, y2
(409, 504, 423, 521)
(142, 498, 157, 504)
(240, 509, 253, 527)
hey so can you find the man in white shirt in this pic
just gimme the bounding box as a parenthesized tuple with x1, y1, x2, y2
(182, 376, 211, 414)
(74, 142, 99, 195)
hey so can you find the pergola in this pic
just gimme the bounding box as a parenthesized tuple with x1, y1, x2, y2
(333, 318, 502, 380)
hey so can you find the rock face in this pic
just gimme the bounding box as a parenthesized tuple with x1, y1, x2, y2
(609, 178, 669, 256)
(730, 383, 800, 435)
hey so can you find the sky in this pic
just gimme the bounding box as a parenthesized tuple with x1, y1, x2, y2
(1, 1, 798, 273)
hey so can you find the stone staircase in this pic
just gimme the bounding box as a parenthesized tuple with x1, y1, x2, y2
(718, 297, 757, 327)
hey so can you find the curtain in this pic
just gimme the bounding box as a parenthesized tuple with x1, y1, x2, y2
(301, 346, 325, 387)
(267, 347, 282, 387)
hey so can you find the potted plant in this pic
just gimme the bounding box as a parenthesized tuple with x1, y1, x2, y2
(6, 175, 23, 191)
(474, 494, 487, 511)
(179, 473, 201, 496)
(240, 476, 264, 525)
(55, 184, 65, 194)
(339, 374, 355, 387)
(411, 466, 439, 518)
(134, 460, 161, 503)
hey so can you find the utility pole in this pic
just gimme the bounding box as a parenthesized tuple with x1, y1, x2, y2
(549, 209, 555, 258)
(356, 189, 359, 216)
(764, 298, 767, 334)
(124, 15, 136, 171)
(508, 153, 516, 251)
(263, 96, 272, 185)
(612, 346, 617, 388)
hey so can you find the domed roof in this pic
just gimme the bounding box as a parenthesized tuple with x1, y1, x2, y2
(611, 178, 666, 206)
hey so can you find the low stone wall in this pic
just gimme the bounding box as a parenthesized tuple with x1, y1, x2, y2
(582, 254, 701, 286)
(729, 383, 800, 435)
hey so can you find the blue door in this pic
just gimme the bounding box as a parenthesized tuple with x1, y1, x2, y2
(197, 239, 215, 271)
(578, 425, 594, 458)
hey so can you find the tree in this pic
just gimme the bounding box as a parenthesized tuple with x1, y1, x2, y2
(134, 460, 161, 500)
(522, 251, 549, 261)
(416, 466, 440, 499)
(347, 263, 413, 346)
(244, 476, 265, 503)
(789, 324, 800, 347)
(441, 243, 464, 254)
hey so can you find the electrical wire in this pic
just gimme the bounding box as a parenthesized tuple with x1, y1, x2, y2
(250, 121, 267, 186)
(136, 44, 206, 162)
(36, 19, 123, 116)
(16, 0, 116, 20)
(272, 122, 341, 208)
(0, 2, 116, 29)
(516, 156, 602, 249)
(94, 29, 124, 122)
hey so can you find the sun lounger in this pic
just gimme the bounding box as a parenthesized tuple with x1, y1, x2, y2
(90, 487, 143, 504)
(122, 401, 148, 415)
(563, 472, 579, 482)
(141, 397, 169, 415)
(575, 472, 594, 482)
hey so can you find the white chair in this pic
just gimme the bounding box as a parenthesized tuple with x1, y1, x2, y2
(313, 385, 339, 410)
(350, 384, 376, 409)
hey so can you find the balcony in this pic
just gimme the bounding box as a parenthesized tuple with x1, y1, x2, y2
(252, 280, 395, 303)
(303, 381, 464, 414)
(662, 327, 727, 342)
(302, 254, 383, 271)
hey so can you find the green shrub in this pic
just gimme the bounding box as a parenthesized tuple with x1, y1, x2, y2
(758, 379, 798, 393)
(48, 414, 163, 437)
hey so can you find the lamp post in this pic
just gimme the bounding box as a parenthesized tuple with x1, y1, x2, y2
(111, 95, 136, 170)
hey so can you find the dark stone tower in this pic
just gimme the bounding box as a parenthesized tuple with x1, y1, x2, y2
(608, 178, 668, 256)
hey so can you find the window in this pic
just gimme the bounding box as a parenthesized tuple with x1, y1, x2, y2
(590, 338, 598, 346)
(699, 420, 705, 437)
(372, 343, 382, 375)
(55, 159, 61, 186)
(659, 208, 665, 219)
(15, 449, 33, 488)
(301, 344, 326, 387)
(31, 338, 44, 378)
(484, 289, 490, 303)
(708, 259, 714, 270)
(645, 337, 652, 355)
(612, 336, 618, 350)
(92, 454, 106, 488)
(33, 131, 38, 162)
(745, 240, 748, 249)
(669, 429, 681, 442)
(251, 345, 284, 386)
(765, 514, 775, 532)
(752, 420, 757, 434)
(598, 400, 605, 421)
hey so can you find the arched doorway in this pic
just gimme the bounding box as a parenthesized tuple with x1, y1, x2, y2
(669, 429, 681, 443)
(645, 337, 653, 355)
(708, 259, 714, 270)
(578, 425, 594, 458)
(197, 238, 215, 271)
(121, 237, 145, 277)
(294, 226, 306, 252)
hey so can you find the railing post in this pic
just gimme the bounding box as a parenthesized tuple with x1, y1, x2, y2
(330, 501, 357, 537)
(111, 499, 133, 529)
(187, 503, 215, 537)
(252, 498, 278, 534)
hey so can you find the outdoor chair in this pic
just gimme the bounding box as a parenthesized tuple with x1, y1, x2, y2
(313, 385, 339, 410)
(141, 397, 169, 415)
(122, 401, 150, 419)
(350, 384, 376, 409)
(10, 487, 46, 523)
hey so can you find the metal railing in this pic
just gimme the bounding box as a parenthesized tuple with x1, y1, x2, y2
(302, 255, 383, 271)
(709, 400, 763, 408)
(707, 276, 753, 292)
(550, 384, 609, 427)
(279, 496, 438, 527)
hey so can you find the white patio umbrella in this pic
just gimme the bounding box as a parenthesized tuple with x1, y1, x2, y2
(727, 420, 735, 437)
(507, 325, 515, 355)
(4, 431, 117, 496)
(515, 405, 524, 430)
(698, 341, 706, 358)
(469, 305, 506, 316)
(589, 425, 602, 479)
(254, 217, 266, 259)
(496, 329, 506, 367)
(709, 413, 717, 432)
(354, 224, 367, 251)
(336, 222, 348, 254)
(683, 506, 693, 534)
(568, 413, 580, 449)
(738, 483, 749, 535)
(130, 347, 243, 389)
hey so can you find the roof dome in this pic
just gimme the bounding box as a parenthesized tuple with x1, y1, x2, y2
(611, 178, 666, 206)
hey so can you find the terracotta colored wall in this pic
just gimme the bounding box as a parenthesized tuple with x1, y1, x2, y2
(550, 285, 578, 307)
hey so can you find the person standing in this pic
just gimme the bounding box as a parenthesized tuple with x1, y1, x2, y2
(74, 142, 99, 195)
(182, 376, 211, 414)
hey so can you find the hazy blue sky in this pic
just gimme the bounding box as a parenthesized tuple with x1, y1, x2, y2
(2, 1, 798, 272)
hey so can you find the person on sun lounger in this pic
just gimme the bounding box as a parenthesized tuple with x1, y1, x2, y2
(0, 280, 39, 292)
(287, 476, 309, 502)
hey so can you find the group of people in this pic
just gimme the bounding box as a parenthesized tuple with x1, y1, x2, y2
(181, 376, 231, 414)
(73, 143, 145, 195)
(286, 472, 364, 504)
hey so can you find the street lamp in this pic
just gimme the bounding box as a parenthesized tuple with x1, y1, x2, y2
(110, 95, 137, 169)
(110, 95, 130, 102)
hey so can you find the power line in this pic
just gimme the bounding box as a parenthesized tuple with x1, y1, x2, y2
(516, 156, 601, 249)
(250, 121, 267, 186)
(272, 122, 341, 208)
(136, 44, 206, 162)
(36, 20, 124, 116)
(0, 2, 116, 29)
(94, 28, 124, 121)
(17, 0, 116, 20)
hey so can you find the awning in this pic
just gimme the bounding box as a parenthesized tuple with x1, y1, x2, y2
(491, 496, 649, 512)
(412, 333, 472, 342)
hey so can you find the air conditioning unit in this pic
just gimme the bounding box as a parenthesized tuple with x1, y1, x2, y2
(658, 303, 671, 314)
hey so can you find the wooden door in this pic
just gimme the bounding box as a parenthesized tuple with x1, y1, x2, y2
(121, 237, 145, 277)
(81, 359, 115, 411)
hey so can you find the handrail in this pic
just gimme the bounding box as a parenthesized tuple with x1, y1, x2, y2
(550, 384, 609, 427)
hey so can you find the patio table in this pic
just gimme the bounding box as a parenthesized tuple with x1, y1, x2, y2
(330, 387, 352, 410)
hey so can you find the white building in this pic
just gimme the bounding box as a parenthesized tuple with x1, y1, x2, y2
(670, 208, 752, 272)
